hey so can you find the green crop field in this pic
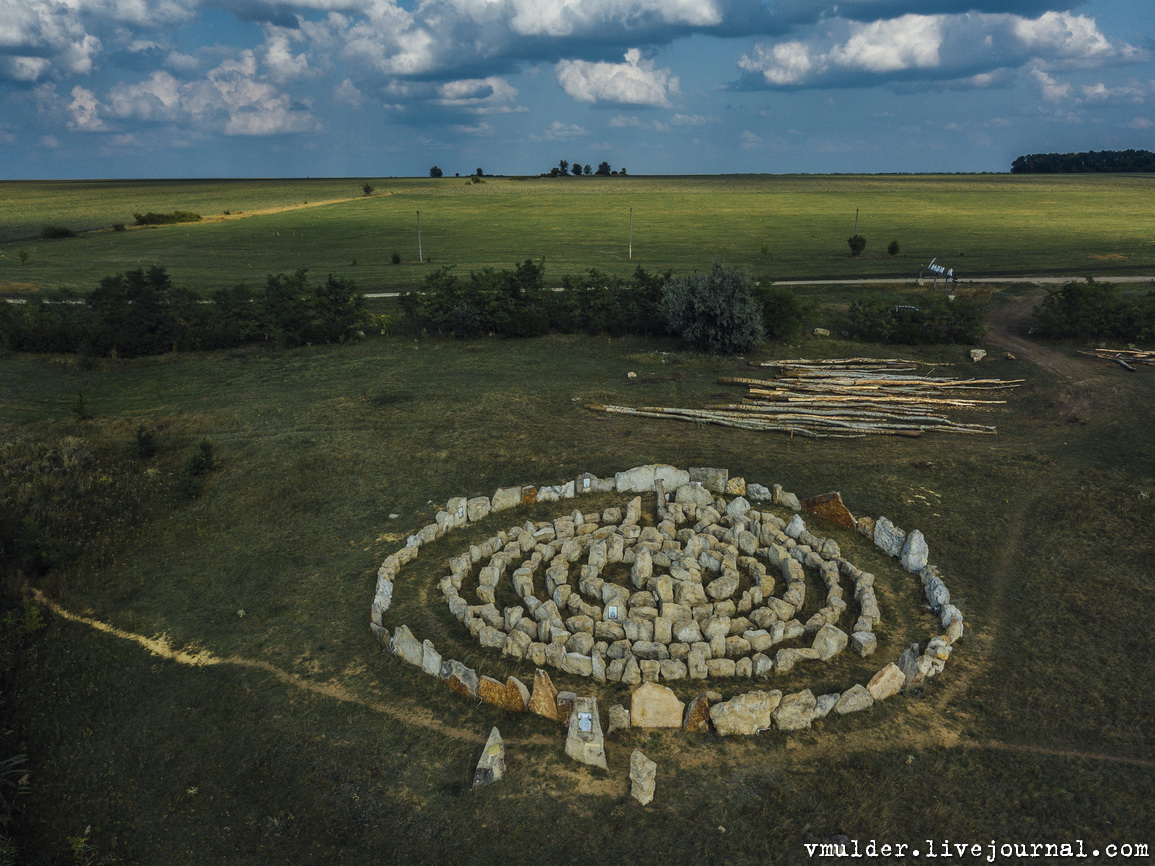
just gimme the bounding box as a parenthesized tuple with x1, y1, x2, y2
(2, 307, 1154, 863)
(3, 174, 1155, 296)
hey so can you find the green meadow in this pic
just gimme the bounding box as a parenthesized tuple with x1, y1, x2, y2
(2, 174, 1154, 864)
(3, 173, 1155, 294)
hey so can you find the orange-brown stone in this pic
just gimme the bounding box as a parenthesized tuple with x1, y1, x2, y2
(683, 693, 712, 733)
(478, 675, 507, 708)
(505, 676, 530, 712)
(801, 491, 858, 530)
(520, 485, 538, 506)
(478, 675, 530, 712)
(556, 690, 577, 727)
(528, 669, 560, 721)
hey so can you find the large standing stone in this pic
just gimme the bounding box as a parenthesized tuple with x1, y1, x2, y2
(630, 682, 686, 728)
(833, 684, 874, 715)
(478, 675, 508, 708)
(421, 639, 442, 676)
(490, 486, 523, 512)
(689, 467, 729, 494)
(896, 643, 921, 687)
(784, 514, 807, 539)
(811, 624, 848, 661)
(873, 517, 906, 558)
(900, 529, 929, 573)
(390, 625, 424, 668)
(773, 689, 818, 731)
(675, 482, 715, 507)
(866, 663, 906, 701)
(801, 491, 857, 529)
(466, 496, 491, 522)
(709, 689, 782, 736)
(528, 669, 560, 721)
(630, 750, 657, 806)
(372, 577, 394, 622)
(616, 464, 689, 493)
(564, 696, 608, 769)
(472, 727, 505, 789)
(440, 659, 479, 698)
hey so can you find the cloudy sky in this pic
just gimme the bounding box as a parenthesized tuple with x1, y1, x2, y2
(2, 0, 1152, 178)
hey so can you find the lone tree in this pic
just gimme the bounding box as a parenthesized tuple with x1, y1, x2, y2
(361, 183, 375, 196)
(888, 240, 900, 256)
(661, 263, 765, 354)
(430, 166, 443, 178)
(847, 234, 867, 257)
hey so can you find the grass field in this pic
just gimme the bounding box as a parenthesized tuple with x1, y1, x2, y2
(2, 292, 1154, 863)
(3, 174, 1155, 295)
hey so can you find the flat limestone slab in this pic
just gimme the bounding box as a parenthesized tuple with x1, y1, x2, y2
(630, 682, 685, 728)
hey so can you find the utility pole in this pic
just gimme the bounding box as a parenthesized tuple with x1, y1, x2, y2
(417, 210, 423, 263)
(628, 208, 633, 260)
(854, 208, 859, 233)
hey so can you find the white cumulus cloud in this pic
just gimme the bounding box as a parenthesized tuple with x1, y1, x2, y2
(739, 10, 1144, 89)
(94, 52, 318, 135)
(556, 48, 678, 107)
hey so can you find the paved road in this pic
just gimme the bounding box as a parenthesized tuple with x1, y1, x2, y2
(361, 274, 1155, 298)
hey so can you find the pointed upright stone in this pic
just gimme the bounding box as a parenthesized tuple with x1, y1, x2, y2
(528, 669, 560, 721)
(506, 676, 530, 712)
(630, 750, 657, 805)
(472, 727, 505, 789)
(564, 696, 608, 769)
(683, 693, 712, 733)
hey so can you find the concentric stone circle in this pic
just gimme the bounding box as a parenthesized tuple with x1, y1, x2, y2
(370, 464, 964, 735)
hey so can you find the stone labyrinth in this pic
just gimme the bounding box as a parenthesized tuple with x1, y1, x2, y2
(371, 464, 964, 742)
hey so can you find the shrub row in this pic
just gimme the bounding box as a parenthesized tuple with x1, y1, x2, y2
(1032, 279, 1155, 341)
(132, 211, 202, 226)
(0, 266, 372, 356)
(398, 260, 673, 339)
(845, 295, 987, 345)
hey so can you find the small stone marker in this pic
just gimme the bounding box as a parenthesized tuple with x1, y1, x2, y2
(608, 703, 631, 734)
(472, 727, 505, 789)
(564, 696, 607, 769)
(630, 750, 657, 805)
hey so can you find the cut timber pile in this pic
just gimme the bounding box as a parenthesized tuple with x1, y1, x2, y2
(1078, 348, 1155, 371)
(588, 357, 1024, 439)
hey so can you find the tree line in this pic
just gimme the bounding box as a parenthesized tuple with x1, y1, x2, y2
(0, 266, 372, 356)
(1010, 150, 1155, 173)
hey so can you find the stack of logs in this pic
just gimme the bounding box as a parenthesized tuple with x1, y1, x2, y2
(588, 358, 1024, 439)
(1078, 348, 1155, 371)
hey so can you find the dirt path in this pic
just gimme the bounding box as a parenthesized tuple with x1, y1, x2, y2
(984, 292, 1120, 421)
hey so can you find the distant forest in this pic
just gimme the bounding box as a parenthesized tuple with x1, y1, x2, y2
(1011, 149, 1155, 173)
